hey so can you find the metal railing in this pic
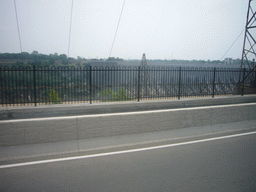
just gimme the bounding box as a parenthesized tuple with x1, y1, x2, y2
(0, 65, 255, 107)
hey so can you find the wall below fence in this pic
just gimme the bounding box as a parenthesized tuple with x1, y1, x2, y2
(1, 95, 256, 146)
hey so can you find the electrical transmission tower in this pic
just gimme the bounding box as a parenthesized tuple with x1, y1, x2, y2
(140, 53, 149, 97)
(240, 0, 256, 87)
(140, 53, 147, 67)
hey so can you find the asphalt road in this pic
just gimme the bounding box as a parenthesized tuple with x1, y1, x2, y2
(1, 131, 256, 192)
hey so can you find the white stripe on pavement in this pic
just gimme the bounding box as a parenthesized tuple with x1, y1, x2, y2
(1, 102, 256, 123)
(1, 130, 256, 169)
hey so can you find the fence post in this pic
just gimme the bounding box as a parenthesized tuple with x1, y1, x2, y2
(138, 66, 141, 102)
(212, 68, 216, 98)
(33, 65, 37, 107)
(242, 68, 246, 96)
(178, 67, 181, 100)
(89, 66, 92, 104)
(0, 66, 1, 107)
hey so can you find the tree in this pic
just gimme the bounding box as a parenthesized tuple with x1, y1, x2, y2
(49, 58, 55, 65)
(59, 54, 67, 60)
(31, 50, 39, 55)
(107, 57, 116, 61)
(21, 52, 31, 59)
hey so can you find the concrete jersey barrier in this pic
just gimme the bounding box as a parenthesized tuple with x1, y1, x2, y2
(1, 95, 256, 120)
(1, 96, 256, 146)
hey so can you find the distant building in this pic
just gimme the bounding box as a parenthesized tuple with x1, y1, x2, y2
(224, 58, 233, 65)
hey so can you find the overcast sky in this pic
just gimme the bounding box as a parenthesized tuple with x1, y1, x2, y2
(0, 0, 251, 60)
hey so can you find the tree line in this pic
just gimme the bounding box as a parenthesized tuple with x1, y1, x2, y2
(0, 51, 242, 67)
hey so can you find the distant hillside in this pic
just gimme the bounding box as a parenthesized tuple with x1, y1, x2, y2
(0, 52, 241, 68)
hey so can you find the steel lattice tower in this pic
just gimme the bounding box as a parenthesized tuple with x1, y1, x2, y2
(140, 53, 149, 97)
(240, 0, 256, 86)
(140, 53, 147, 67)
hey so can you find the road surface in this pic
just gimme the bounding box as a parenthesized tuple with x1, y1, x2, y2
(1, 131, 256, 192)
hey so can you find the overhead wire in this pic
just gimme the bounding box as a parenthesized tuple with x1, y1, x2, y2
(109, 0, 126, 59)
(219, 29, 245, 61)
(145, 0, 246, 62)
(68, 0, 74, 59)
(14, 0, 23, 62)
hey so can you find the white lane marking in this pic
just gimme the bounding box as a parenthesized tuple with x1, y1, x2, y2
(1, 102, 256, 123)
(1, 130, 256, 169)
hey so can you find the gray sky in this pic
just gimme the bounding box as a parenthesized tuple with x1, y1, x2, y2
(0, 0, 250, 60)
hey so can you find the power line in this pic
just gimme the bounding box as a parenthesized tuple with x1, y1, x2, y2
(14, 0, 23, 62)
(220, 29, 245, 61)
(68, 0, 74, 59)
(109, 0, 126, 58)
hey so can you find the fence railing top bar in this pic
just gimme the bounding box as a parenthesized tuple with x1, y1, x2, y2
(0, 65, 244, 71)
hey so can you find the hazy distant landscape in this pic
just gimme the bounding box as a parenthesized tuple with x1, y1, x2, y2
(0, 51, 241, 68)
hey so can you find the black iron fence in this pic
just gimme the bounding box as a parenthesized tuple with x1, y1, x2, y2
(0, 65, 255, 107)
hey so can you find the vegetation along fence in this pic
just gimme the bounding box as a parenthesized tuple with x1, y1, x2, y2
(0, 65, 255, 107)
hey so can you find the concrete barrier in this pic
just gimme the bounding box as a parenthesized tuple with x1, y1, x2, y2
(1, 95, 256, 120)
(1, 100, 256, 146)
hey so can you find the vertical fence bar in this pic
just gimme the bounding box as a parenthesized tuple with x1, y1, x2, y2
(21, 67, 23, 105)
(10, 67, 13, 106)
(22, 67, 25, 105)
(33, 65, 37, 106)
(14, 67, 17, 105)
(51, 67, 53, 103)
(137, 67, 141, 102)
(67, 67, 69, 104)
(254, 69, 256, 92)
(55, 66, 57, 103)
(178, 67, 181, 100)
(58, 67, 60, 104)
(111, 67, 114, 101)
(82, 67, 85, 103)
(242, 68, 246, 96)
(37, 66, 40, 105)
(212, 67, 216, 98)
(71, 67, 73, 104)
(89, 66, 92, 104)
(67, 67, 70, 103)
(0, 67, 3, 107)
(7, 67, 10, 106)
(4, 67, 7, 106)
(0, 67, 2, 107)
(74, 67, 76, 103)
(48, 67, 50, 104)
(44, 67, 47, 104)
(64, 67, 66, 103)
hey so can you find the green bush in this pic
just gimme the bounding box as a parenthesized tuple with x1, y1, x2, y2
(99, 88, 116, 101)
(99, 88, 130, 102)
(115, 88, 128, 101)
(48, 89, 61, 104)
